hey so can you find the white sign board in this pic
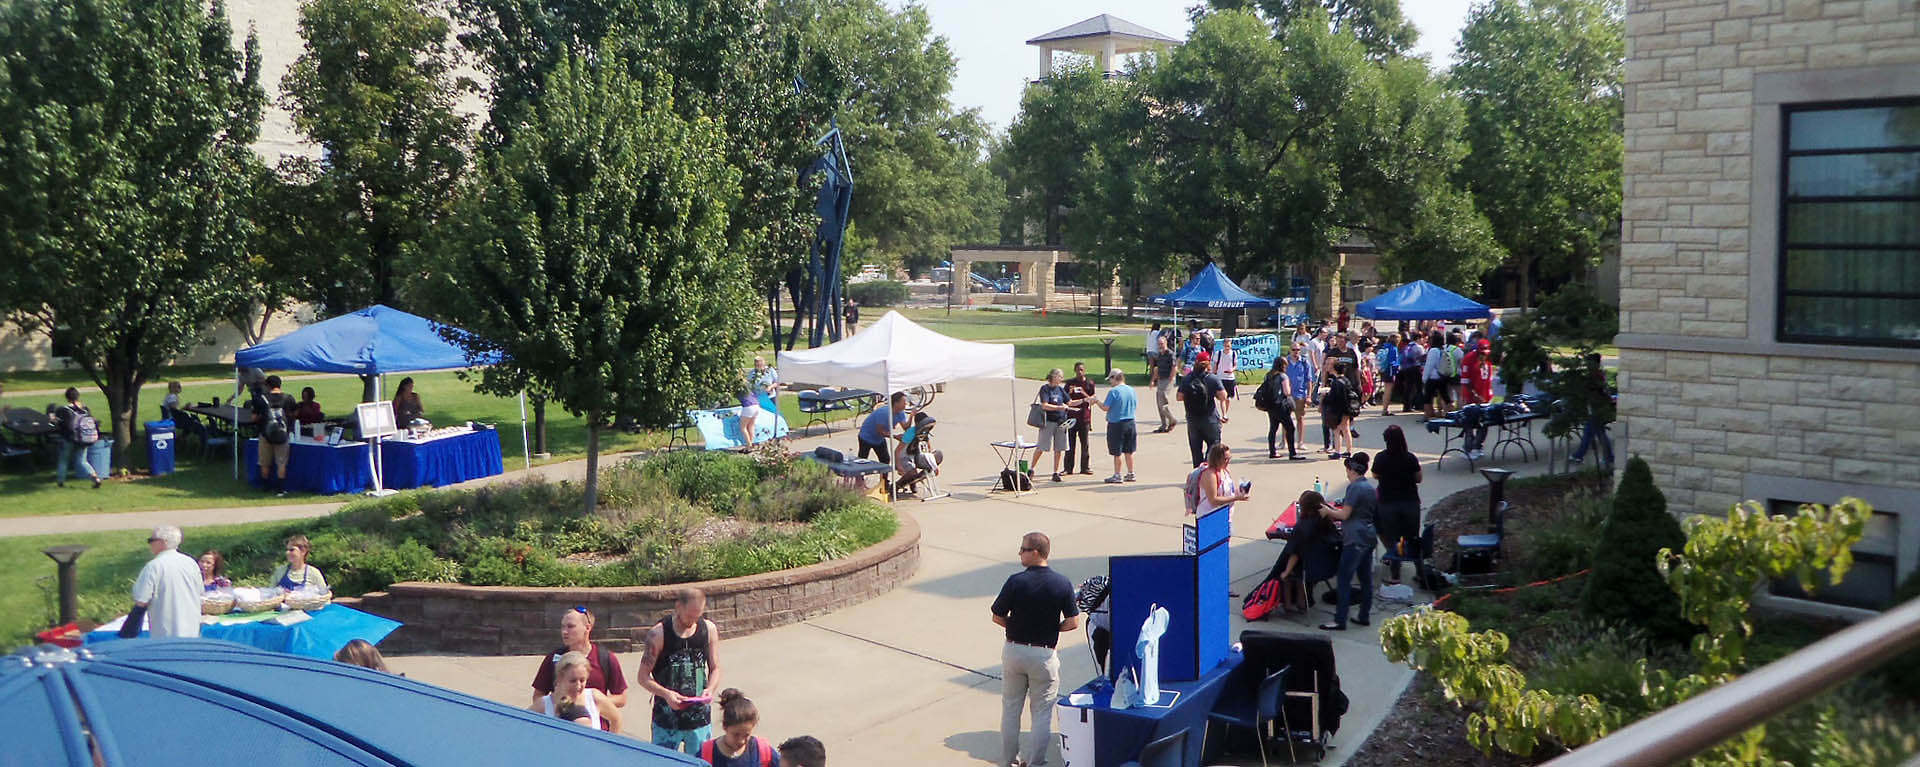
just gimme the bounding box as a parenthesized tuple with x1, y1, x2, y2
(355, 401, 399, 439)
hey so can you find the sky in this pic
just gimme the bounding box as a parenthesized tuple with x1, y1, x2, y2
(908, 0, 1481, 133)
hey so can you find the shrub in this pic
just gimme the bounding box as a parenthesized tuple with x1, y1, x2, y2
(1580, 456, 1690, 642)
(1528, 624, 1662, 722)
(1514, 492, 1609, 582)
(644, 450, 760, 510)
(846, 279, 909, 307)
(739, 459, 863, 523)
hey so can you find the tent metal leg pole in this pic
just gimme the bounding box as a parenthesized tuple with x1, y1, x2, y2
(519, 391, 531, 472)
(232, 368, 240, 480)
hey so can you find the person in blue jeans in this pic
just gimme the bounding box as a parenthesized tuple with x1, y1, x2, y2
(1321, 452, 1378, 631)
(1568, 352, 1616, 469)
(52, 388, 103, 488)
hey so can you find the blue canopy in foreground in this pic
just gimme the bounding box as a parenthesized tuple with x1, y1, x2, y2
(1354, 280, 1491, 321)
(1149, 263, 1283, 309)
(235, 304, 499, 375)
(0, 640, 702, 766)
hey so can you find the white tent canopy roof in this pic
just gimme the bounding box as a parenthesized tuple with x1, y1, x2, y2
(777, 311, 1014, 394)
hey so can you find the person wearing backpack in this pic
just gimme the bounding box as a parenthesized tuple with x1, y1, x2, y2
(530, 607, 630, 730)
(1256, 358, 1300, 460)
(699, 689, 779, 766)
(53, 387, 103, 488)
(251, 375, 297, 496)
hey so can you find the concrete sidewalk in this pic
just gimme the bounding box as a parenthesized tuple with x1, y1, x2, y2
(377, 375, 1541, 766)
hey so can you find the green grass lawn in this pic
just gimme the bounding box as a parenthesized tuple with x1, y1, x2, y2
(0, 370, 858, 518)
(0, 520, 296, 648)
(0, 363, 240, 394)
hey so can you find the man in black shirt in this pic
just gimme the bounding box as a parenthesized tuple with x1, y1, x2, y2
(251, 375, 297, 496)
(1148, 336, 1177, 433)
(1176, 353, 1229, 467)
(991, 531, 1079, 767)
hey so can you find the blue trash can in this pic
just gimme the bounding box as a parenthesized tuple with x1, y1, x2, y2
(86, 438, 113, 480)
(145, 420, 175, 476)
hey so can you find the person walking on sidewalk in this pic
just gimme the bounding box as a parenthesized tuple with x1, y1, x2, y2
(1093, 368, 1138, 484)
(52, 387, 103, 488)
(991, 531, 1079, 767)
(1176, 353, 1229, 468)
(1148, 336, 1178, 433)
(1256, 358, 1301, 460)
(1062, 362, 1097, 476)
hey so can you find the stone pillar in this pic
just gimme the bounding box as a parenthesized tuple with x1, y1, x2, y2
(1035, 254, 1056, 308)
(951, 258, 971, 299)
(1038, 46, 1052, 79)
(1102, 39, 1117, 74)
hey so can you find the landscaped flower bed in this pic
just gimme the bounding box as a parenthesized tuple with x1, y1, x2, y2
(207, 450, 898, 597)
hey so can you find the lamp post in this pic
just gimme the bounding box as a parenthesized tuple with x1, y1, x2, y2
(1480, 467, 1514, 526)
(42, 544, 88, 626)
(1101, 338, 1115, 377)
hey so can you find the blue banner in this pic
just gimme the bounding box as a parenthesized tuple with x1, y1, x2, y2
(1229, 334, 1282, 372)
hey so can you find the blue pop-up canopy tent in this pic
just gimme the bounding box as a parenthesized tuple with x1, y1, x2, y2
(236, 305, 498, 374)
(1149, 264, 1284, 309)
(231, 305, 523, 483)
(1354, 280, 1492, 321)
(1, 640, 703, 766)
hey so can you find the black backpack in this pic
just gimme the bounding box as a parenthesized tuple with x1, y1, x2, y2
(259, 393, 291, 445)
(1252, 374, 1278, 412)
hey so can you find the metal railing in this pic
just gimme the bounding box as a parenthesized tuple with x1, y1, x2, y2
(1543, 596, 1920, 766)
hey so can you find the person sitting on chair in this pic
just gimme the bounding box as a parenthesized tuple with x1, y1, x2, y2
(1268, 491, 1337, 615)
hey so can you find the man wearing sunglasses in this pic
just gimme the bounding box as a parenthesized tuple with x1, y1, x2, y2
(132, 525, 202, 638)
(990, 532, 1079, 767)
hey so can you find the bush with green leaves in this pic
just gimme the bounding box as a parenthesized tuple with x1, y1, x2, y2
(846, 279, 909, 307)
(1580, 456, 1690, 642)
(644, 449, 763, 511)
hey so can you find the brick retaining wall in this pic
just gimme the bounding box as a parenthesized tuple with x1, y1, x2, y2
(337, 511, 919, 655)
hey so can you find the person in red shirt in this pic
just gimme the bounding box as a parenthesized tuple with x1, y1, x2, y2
(530, 606, 629, 731)
(1462, 339, 1495, 405)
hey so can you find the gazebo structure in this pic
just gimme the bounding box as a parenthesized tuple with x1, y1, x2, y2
(1027, 14, 1180, 79)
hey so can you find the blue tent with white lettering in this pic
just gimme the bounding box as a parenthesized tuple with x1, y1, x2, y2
(236, 305, 498, 374)
(1353, 280, 1492, 321)
(1149, 264, 1283, 309)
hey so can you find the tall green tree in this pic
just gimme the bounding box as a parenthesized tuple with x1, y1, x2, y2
(0, 0, 265, 468)
(1452, 0, 1623, 306)
(279, 0, 472, 315)
(429, 54, 752, 515)
(1208, 0, 1418, 58)
(1047, 9, 1498, 296)
(1002, 64, 1132, 248)
(770, 0, 1001, 272)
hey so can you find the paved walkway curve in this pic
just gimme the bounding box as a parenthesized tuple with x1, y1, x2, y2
(17, 375, 1551, 765)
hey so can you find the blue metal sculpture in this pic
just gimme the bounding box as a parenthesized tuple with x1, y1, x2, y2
(804, 121, 853, 347)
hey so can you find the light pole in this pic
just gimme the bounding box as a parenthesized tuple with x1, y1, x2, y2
(42, 544, 88, 626)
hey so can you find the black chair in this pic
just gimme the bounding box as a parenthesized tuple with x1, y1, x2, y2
(1455, 500, 1508, 584)
(1379, 522, 1436, 580)
(1208, 666, 1293, 765)
(1121, 727, 1187, 767)
(1237, 630, 1346, 762)
(176, 412, 233, 460)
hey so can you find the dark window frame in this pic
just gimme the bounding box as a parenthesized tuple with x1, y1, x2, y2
(1776, 97, 1920, 348)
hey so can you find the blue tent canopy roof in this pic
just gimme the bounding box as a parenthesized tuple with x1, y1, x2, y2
(1149, 264, 1283, 309)
(1353, 280, 1492, 321)
(235, 305, 499, 374)
(2, 640, 703, 766)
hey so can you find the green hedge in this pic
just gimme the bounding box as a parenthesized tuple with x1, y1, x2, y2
(846, 280, 909, 307)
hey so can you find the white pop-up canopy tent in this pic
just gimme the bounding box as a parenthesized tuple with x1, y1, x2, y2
(777, 310, 1014, 394)
(778, 311, 1020, 491)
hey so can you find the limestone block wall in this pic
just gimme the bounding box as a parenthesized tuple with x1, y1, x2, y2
(1618, 0, 1920, 513)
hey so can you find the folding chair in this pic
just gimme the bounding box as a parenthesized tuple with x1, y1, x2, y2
(1121, 727, 1187, 767)
(1206, 666, 1295, 765)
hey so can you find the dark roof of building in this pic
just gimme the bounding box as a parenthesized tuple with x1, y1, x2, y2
(1026, 14, 1180, 46)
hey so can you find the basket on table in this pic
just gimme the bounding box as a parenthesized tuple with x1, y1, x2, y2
(201, 589, 236, 615)
(283, 588, 333, 611)
(231, 586, 285, 613)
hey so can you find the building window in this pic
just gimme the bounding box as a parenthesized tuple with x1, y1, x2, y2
(1765, 500, 1902, 610)
(1778, 99, 1920, 347)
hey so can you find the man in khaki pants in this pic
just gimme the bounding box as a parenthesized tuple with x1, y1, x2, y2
(990, 531, 1080, 767)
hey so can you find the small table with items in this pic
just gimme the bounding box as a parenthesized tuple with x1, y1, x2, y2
(378, 426, 505, 489)
(1055, 651, 1245, 767)
(989, 438, 1039, 494)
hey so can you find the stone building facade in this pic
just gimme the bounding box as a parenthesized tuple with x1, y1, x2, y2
(1618, 0, 1920, 611)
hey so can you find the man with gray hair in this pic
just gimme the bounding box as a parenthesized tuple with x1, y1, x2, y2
(132, 525, 202, 638)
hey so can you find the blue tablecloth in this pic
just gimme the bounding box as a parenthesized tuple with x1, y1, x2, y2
(1056, 650, 1243, 767)
(1052, 653, 1244, 767)
(85, 604, 401, 660)
(379, 429, 504, 489)
(245, 438, 374, 495)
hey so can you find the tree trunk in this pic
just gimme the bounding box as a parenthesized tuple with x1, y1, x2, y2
(1517, 254, 1534, 309)
(531, 396, 548, 455)
(104, 369, 142, 475)
(581, 416, 601, 516)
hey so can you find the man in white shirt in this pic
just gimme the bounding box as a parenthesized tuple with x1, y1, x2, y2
(133, 525, 203, 638)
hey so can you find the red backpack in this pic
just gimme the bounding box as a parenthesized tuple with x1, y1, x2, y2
(699, 736, 773, 765)
(1240, 577, 1282, 621)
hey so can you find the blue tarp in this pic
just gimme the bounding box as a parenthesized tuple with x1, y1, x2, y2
(2, 640, 704, 766)
(235, 305, 499, 374)
(85, 604, 400, 659)
(1149, 264, 1284, 309)
(1354, 280, 1492, 321)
